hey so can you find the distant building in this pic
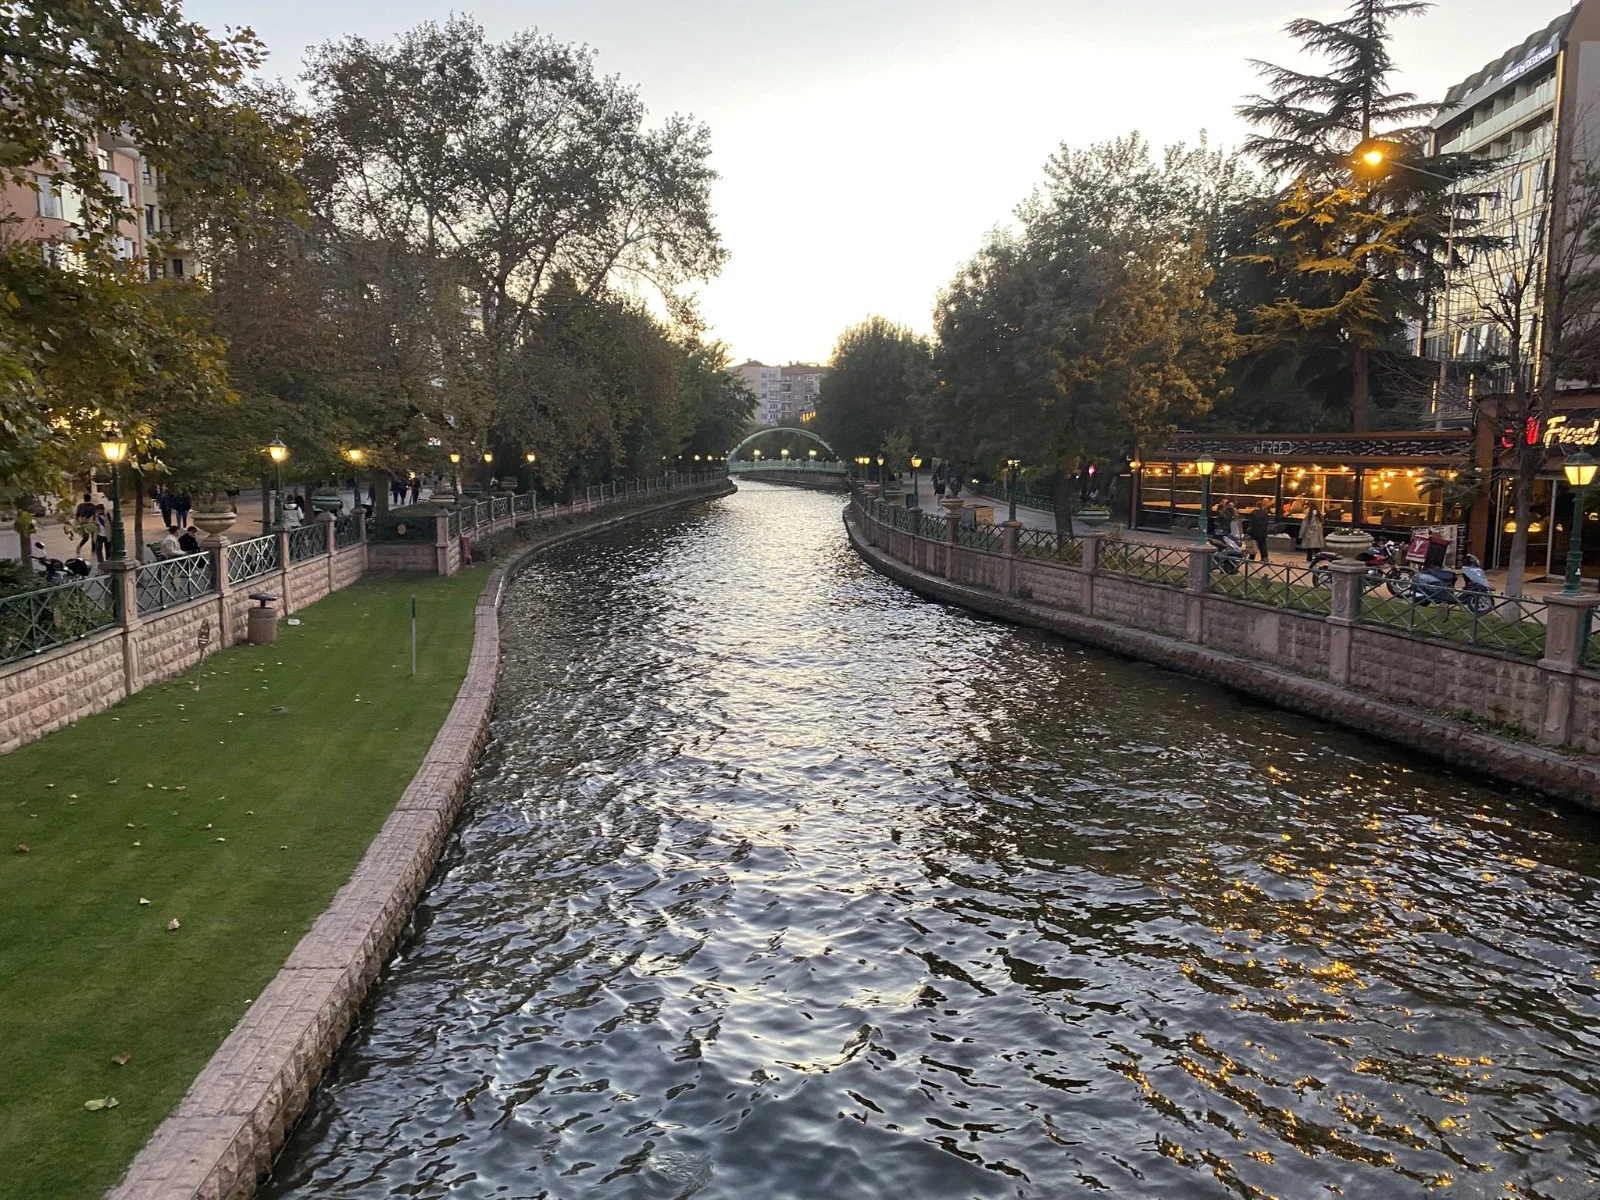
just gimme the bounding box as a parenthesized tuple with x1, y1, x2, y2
(1, 133, 147, 268)
(735, 360, 827, 426)
(1423, 1, 1600, 398)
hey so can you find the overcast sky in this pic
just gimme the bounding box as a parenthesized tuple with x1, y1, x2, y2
(185, 0, 1574, 366)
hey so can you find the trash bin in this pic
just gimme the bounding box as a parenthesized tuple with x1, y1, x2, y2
(246, 592, 279, 645)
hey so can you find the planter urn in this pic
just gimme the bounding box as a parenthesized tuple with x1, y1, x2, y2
(1076, 506, 1112, 530)
(190, 506, 236, 537)
(1325, 530, 1374, 560)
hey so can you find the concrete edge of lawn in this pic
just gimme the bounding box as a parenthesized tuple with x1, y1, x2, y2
(107, 480, 737, 1200)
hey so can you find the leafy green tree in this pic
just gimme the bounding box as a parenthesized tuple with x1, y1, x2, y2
(1237, 0, 1478, 432)
(814, 317, 931, 461)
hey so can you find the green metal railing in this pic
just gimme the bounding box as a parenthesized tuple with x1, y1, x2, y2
(919, 511, 947, 540)
(334, 513, 362, 548)
(0, 575, 118, 666)
(1015, 526, 1084, 566)
(1585, 609, 1600, 672)
(226, 535, 280, 583)
(1209, 559, 1331, 615)
(289, 524, 327, 563)
(1098, 539, 1190, 588)
(136, 553, 216, 616)
(955, 521, 1005, 552)
(1360, 589, 1547, 660)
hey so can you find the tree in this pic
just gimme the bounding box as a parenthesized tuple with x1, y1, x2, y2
(931, 136, 1242, 529)
(813, 317, 931, 462)
(1238, 0, 1464, 431)
(305, 18, 725, 480)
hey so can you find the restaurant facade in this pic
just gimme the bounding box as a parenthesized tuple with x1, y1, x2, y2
(1134, 392, 1600, 583)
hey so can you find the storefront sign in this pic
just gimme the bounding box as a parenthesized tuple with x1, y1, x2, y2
(1542, 414, 1600, 449)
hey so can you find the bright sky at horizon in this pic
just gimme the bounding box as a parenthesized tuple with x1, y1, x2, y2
(188, 0, 1574, 367)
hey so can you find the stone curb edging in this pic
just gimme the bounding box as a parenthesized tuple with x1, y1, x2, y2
(107, 481, 735, 1200)
(845, 511, 1600, 811)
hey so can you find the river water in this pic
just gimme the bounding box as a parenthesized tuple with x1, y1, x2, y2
(265, 482, 1600, 1200)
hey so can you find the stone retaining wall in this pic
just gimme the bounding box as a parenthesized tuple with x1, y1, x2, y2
(849, 505, 1600, 808)
(107, 479, 735, 1200)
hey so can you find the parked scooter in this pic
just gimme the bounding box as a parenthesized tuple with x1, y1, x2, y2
(31, 541, 92, 585)
(1409, 553, 1494, 615)
(1207, 527, 1248, 575)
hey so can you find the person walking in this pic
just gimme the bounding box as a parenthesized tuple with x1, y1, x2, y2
(172, 492, 192, 529)
(1297, 502, 1326, 565)
(72, 492, 96, 555)
(409, 474, 422, 505)
(1245, 502, 1271, 563)
(92, 504, 110, 564)
(933, 466, 946, 502)
(1218, 499, 1239, 543)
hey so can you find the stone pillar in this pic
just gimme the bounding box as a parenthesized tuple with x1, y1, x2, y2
(1002, 519, 1021, 596)
(106, 559, 141, 697)
(942, 499, 962, 579)
(1537, 594, 1600, 746)
(204, 534, 235, 645)
(1323, 560, 1368, 686)
(319, 513, 336, 594)
(274, 526, 292, 616)
(1080, 533, 1101, 616)
(1185, 544, 1215, 643)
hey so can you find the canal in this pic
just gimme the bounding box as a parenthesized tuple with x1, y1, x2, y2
(265, 482, 1600, 1199)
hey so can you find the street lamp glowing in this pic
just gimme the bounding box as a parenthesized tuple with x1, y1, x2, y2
(100, 437, 128, 464)
(1195, 455, 1216, 476)
(482, 451, 493, 464)
(448, 451, 461, 464)
(525, 452, 536, 464)
(1563, 450, 1597, 595)
(1361, 148, 1385, 167)
(809, 448, 817, 460)
(781, 448, 789, 459)
(910, 455, 922, 469)
(266, 439, 289, 528)
(344, 448, 363, 465)
(1564, 450, 1598, 489)
(753, 448, 762, 460)
(101, 436, 128, 560)
(267, 439, 288, 465)
(1194, 455, 1216, 545)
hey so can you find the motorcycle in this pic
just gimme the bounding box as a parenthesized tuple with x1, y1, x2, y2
(1207, 527, 1248, 575)
(1408, 553, 1494, 615)
(1309, 538, 1415, 598)
(31, 541, 92, 585)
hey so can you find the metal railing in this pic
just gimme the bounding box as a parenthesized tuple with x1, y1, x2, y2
(513, 493, 534, 514)
(0, 575, 118, 666)
(492, 495, 511, 519)
(1209, 559, 1331, 615)
(289, 524, 327, 563)
(226, 534, 280, 584)
(1359, 588, 1548, 660)
(1098, 539, 1190, 588)
(1014, 526, 1084, 566)
(334, 513, 362, 548)
(919, 511, 947, 540)
(446, 510, 461, 539)
(1586, 609, 1600, 672)
(136, 553, 216, 616)
(955, 521, 1005, 552)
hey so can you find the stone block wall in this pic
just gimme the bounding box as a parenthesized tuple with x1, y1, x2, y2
(853, 498, 1600, 762)
(135, 599, 217, 690)
(0, 629, 125, 754)
(287, 558, 331, 612)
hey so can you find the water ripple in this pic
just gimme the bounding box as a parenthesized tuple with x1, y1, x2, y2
(265, 483, 1600, 1200)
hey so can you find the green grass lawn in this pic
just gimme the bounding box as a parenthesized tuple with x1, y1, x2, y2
(0, 568, 488, 1200)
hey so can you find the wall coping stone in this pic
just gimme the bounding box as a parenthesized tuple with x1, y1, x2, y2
(108, 479, 735, 1200)
(845, 509, 1600, 811)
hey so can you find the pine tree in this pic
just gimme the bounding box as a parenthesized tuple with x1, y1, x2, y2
(1237, 0, 1446, 432)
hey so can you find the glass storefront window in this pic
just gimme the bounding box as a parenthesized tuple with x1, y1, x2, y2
(1281, 468, 1357, 524)
(1362, 470, 1442, 529)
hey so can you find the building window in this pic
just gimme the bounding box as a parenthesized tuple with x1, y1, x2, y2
(37, 177, 63, 219)
(171, 258, 184, 278)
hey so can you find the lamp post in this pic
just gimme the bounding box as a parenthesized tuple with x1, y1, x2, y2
(1195, 454, 1216, 544)
(1562, 450, 1597, 595)
(100, 436, 129, 561)
(343, 448, 363, 510)
(809, 448, 818, 468)
(1005, 458, 1021, 523)
(876, 454, 885, 487)
(448, 451, 461, 497)
(910, 455, 923, 508)
(267, 439, 288, 528)
(1358, 145, 1460, 428)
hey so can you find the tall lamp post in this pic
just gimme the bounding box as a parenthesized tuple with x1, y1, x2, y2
(1562, 450, 1597, 595)
(267, 439, 288, 527)
(448, 451, 461, 498)
(910, 455, 923, 508)
(876, 454, 885, 487)
(1194, 454, 1216, 544)
(100, 436, 129, 560)
(344, 448, 363, 510)
(1006, 458, 1021, 523)
(1359, 145, 1461, 427)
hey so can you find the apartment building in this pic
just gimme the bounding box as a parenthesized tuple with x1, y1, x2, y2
(734, 360, 827, 426)
(1424, 0, 1600, 394)
(0, 133, 147, 267)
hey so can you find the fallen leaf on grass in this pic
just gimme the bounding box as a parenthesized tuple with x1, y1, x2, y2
(15, 844, 28, 854)
(214, 837, 226, 843)
(166, 919, 180, 931)
(110, 1053, 131, 1067)
(144, 783, 153, 789)
(138, 898, 149, 906)
(83, 1097, 118, 1111)
(130, 841, 141, 847)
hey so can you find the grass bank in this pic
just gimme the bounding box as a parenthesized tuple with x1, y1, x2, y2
(0, 568, 488, 1199)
